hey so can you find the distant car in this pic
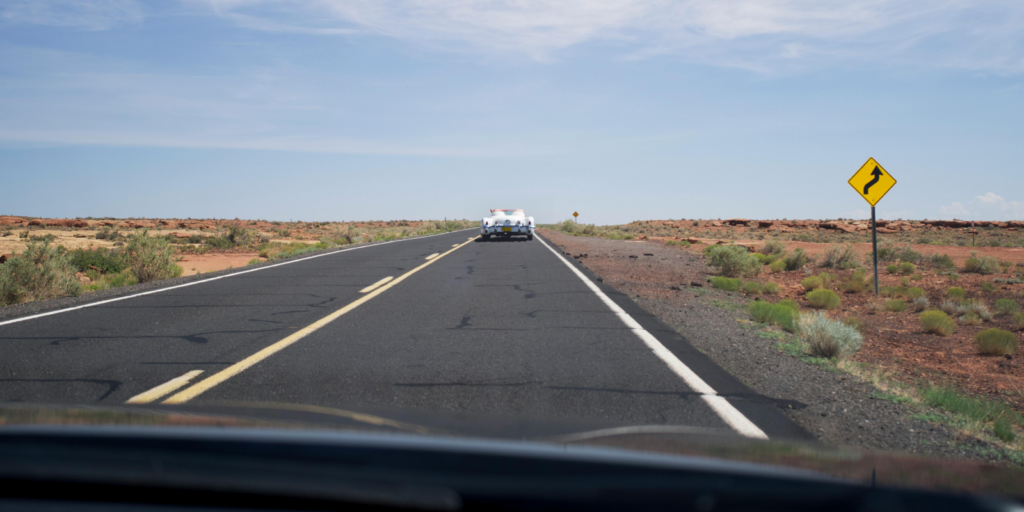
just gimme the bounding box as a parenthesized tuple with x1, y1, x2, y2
(481, 209, 534, 241)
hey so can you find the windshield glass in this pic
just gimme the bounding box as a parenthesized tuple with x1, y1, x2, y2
(1, 0, 1022, 502)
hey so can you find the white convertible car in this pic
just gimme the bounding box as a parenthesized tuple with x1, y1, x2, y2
(481, 209, 535, 241)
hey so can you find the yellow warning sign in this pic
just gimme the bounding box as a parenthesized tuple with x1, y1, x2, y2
(848, 157, 896, 207)
(573, 211, 579, 218)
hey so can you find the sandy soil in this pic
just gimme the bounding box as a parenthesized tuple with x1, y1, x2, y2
(177, 253, 264, 276)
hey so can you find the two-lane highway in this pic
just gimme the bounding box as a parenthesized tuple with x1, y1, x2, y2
(0, 230, 808, 440)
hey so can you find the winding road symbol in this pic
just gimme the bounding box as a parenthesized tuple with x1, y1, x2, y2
(863, 166, 883, 195)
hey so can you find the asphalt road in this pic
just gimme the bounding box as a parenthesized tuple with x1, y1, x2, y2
(0, 229, 809, 440)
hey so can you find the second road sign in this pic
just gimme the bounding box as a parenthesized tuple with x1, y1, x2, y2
(848, 157, 896, 207)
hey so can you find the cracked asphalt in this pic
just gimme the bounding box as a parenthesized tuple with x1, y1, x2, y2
(0, 230, 808, 440)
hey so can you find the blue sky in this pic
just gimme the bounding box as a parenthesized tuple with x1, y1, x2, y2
(2, 1, 1023, 224)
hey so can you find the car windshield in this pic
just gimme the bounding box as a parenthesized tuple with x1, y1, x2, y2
(1, 0, 1023, 503)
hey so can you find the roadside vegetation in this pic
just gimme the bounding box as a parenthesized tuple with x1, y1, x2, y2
(0, 219, 473, 308)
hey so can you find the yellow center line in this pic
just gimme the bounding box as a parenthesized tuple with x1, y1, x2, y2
(126, 370, 204, 404)
(359, 276, 393, 293)
(425, 252, 440, 260)
(162, 236, 480, 405)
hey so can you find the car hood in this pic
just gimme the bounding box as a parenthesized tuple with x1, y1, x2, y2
(1, 402, 1021, 499)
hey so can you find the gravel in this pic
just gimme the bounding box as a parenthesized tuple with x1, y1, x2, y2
(539, 229, 1002, 462)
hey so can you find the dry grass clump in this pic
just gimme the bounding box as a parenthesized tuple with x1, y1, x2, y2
(798, 312, 863, 359)
(762, 282, 780, 295)
(958, 299, 993, 321)
(940, 300, 960, 316)
(885, 299, 907, 312)
(912, 297, 930, 312)
(821, 244, 859, 269)
(974, 328, 1018, 356)
(920, 310, 956, 336)
(947, 287, 966, 300)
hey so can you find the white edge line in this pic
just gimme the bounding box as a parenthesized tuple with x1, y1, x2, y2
(125, 370, 204, 404)
(0, 228, 477, 328)
(359, 276, 394, 293)
(535, 235, 769, 440)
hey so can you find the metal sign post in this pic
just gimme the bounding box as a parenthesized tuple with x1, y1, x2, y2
(848, 157, 897, 297)
(871, 207, 879, 297)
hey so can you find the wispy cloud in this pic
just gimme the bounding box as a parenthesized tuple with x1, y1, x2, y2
(194, 0, 1024, 71)
(1, 0, 143, 30)
(938, 193, 1024, 219)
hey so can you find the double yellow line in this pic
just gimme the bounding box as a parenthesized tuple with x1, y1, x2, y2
(146, 236, 479, 405)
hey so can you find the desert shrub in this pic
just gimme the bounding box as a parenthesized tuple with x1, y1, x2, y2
(866, 301, 883, 315)
(83, 269, 138, 292)
(748, 301, 773, 323)
(886, 264, 899, 274)
(801, 276, 823, 292)
(921, 310, 956, 336)
(879, 286, 896, 298)
(752, 253, 769, 265)
(782, 248, 808, 271)
(947, 287, 966, 300)
(958, 299, 993, 321)
(798, 312, 863, 359)
(940, 300, 960, 316)
(885, 299, 907, 312)
(710, 276, 742, 292)
(122, 232, 183, 283)
(749, 300, 799, 332)
(910, 274, 923, 281)
(963, 252, 999, 274)
(899, 262, 917, 275)
(960, 312, 982, 326)
(981, 282, 995, 292)
(818, 272, 835, 289)
(843, 279, 865, 293)
(974, 329, 1018, 356)
(247, 258, 262, 266)
(759, 240, 786, 256)
(706, 245, 760, 278)
(742, 281, 762, 296)
(842, 316, 865, 333)
(1015, 312, 1024, 331)
(928, 253, 956, 270)
(899, 276, 910, 287)
(912, 297, 930, 312)
(666, 240, 691, 248)
(762, 282, 780, 295)
(69, 247, 126, 274)
(806, 289, 841, 310)
(905, 287, 925, 299)
(995, 299, 1020, 316)
(769, 259, 787, 273)
(0, 242, 83, 306)
(994, 418, 1016, 443)
(821, 244, 859, 269)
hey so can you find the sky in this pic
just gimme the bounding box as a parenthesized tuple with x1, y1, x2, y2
(1, 1, 1023, 225)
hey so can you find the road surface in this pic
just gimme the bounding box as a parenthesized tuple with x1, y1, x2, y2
(0, 229, 809, 440)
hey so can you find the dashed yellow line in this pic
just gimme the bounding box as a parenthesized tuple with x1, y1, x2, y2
(359, 276, 393, 293)
(162, 236, 479, 404)
(425, 253, 440, 260)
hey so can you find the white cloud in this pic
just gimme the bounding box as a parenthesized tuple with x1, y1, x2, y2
(972, 192, 1024, 217)
(1, 0, 143, 30)
(939, 193, 1024, 220)
(193, 0, 1024, 70)
(939, 201, 970, 217)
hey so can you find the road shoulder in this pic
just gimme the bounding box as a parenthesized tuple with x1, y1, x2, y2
(538, 228, 1004, 462)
